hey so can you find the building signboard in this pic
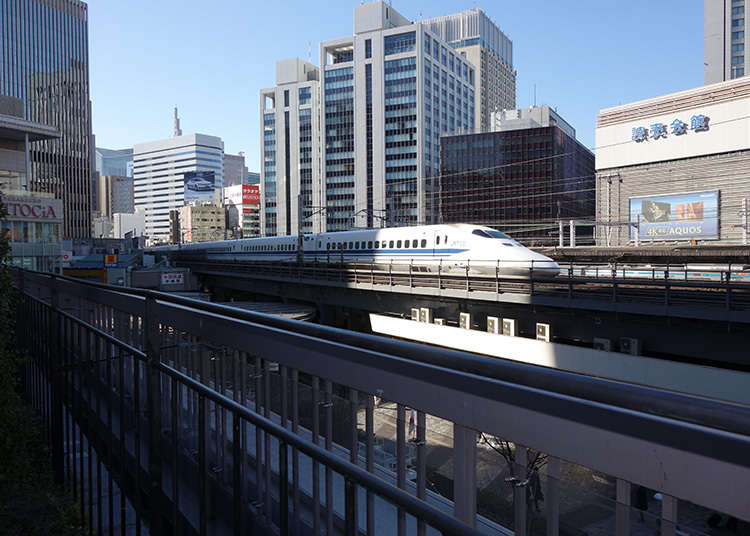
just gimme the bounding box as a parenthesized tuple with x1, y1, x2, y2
(1, 195, 63, 222)
(161, 272, 184, 285)
(243, 184, 260, 205)
(104, 254, 118, 266)
(183, 171, 216, 204)
(629, 190, 719, 241)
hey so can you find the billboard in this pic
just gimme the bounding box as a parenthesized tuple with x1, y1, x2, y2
(183, 171, 216, 204)
(629, 190, 719, 241)
(242, 184, 260, 205)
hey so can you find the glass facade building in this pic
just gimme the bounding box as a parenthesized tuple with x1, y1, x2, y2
(440, 125, 595, 245)
(0, 0, 93, 238)
(324, 66, 354, 231)
(263, 112, 277, 235)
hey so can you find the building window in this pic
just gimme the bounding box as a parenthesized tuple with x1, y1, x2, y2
(424, 34, 430, 56)
(732, 55, 744, 64)
(284, 90, 289, 107)
(298, 86, 311, 105)
(733, 43, 745, 52)
(365, 38, 372, 59)
(733, 18, 744, 27)
(733, 31, 745, 40)
(733, 6, 745, 15)
(732, 67, 745, 78)
(384, 31, 416, 55)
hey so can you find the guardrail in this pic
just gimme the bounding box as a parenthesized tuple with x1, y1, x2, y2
(179, 258, 750, 315)
(14, 268, 750, 535)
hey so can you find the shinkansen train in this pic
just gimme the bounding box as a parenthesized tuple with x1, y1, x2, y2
(151, 224, 561, 277)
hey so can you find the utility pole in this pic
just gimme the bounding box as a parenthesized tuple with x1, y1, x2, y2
(297, 193, 303, 262)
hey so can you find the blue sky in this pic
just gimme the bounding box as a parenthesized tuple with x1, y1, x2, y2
(89, 0, 704, 172)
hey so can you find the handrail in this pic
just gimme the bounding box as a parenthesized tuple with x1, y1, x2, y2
(14, 269, 750, 440)
(161, 362, 481, 536)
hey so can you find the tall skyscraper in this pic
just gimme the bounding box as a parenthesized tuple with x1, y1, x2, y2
(0, 0, 93, 238)
(224, 152, 250, 188)
(260, 58, 322, 236)
(423, 9, 516, 132)
(317, 1, 475, 232)
(705, 0, 747, 84)
(133, 134, 224, 243)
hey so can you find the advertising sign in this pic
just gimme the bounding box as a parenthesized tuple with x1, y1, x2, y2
(104, 254, 118, 266)
(629, 190, 719, 241)
(183, 171, 216, 204)
(242, 184, 260, 205)
(2, 195, 63, 222)
(161, 273, 184, 285)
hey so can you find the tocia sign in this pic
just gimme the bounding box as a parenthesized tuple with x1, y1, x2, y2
(632, 114, 710, 143)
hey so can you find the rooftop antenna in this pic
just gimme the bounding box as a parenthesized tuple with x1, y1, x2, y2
(173, 105, 182, 137)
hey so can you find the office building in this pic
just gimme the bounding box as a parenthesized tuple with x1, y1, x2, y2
(423, 8, 515, 132)
(224, 152, 249, 187)
(133, 133, 224, 244)
(260, 58, 322, 236)
(224, 184, 260, 238)
(179, 203, 226, 243)
(313, 1, 475, 232)
(113, 209, 146, 239)
(705, 0, 748, 84)
(440, 106, 594, 245)
(0, 95, 62, 272)
(96, 147, 133, 177)
(247, 171, 260, 185)
(96, 175, 134, 219)
(596, 77, 750, 246)
(1, 0, 93, 238)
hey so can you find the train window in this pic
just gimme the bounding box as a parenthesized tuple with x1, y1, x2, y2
(421, 239, 426, 248)
(389, 240, 394, 248)
(412, 239, 418, 248)
(404, 240, 409, 248)
(349, 242, 353, 249)
(326, 243, 330, 250)
(355, 241, 360, 249)
(436, 236, 440, 245)
(318, 241, 321, 248)
(445, 235, 448, 243)
(368, 241, 372, 248)
(397, 240, 402, 248)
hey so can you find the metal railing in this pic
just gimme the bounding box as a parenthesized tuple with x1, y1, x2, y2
(179, 258, 750, 315)
(14, 268, 750, 536)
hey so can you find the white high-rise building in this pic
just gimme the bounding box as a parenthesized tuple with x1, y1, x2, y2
(423, 8, 515, 132)
(260, 2, 476, 235)
(320, 1, 475, 231)
(133, 133, 224, 243)
(705, 0, 748, 84)
(260, 59, 322, 236)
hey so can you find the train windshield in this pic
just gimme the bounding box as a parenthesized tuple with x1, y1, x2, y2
(472, 229, 511, 239)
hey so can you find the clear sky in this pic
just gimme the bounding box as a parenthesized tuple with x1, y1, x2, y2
(89, 0, 704, 172)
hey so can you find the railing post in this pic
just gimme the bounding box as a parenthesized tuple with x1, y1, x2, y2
(545, 457, 560, 536)
(279, 440, 289, 536)
(453, 424, 477, 528)
(233, 412, 242, 536)
(145, 295, 163, 534)
(345, 477, 357, 536)
(49, 275, 65, 486)
(660, 494, 678, 536)
(615, 479, 631, 536)
(514, 446, 528, 536)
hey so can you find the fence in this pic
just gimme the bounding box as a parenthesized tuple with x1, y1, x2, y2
(14, 268, 750, 535)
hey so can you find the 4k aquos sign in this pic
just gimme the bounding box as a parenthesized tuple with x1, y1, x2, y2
(630, 190, 719, 241)
(2, 195, 63, 222)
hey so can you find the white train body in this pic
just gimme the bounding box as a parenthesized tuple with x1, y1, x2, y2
(154, 224, 560, 277)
